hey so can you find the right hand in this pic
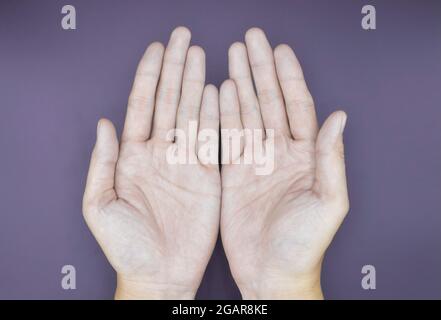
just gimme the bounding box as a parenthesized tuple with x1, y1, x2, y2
(82, 27, 221, 299)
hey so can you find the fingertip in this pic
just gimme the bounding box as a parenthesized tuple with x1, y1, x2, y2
(220, 79, 236, 93)
(329, 110, 348, 134)
(146, 41, 165, 54)
(188, 45, 205, 59)
(220, 80, 238, 105)
(96, 118, 118, 146)
(98, 117, 115, 129)
(245, 27, 265, 43)
(97, 118, 109, 134)
(204, 84, 219, 97)
(338, 110, 348, 132)
(171, 26, 191, 41)
(228, 42, 249, 78)
(274, 43, 293, 58)
(317, 111, 348, 153)
(228, 42, 246, 56)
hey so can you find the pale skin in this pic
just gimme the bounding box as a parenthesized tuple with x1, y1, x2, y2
(83, 27, 221, 299)
(83, 27, 349, 300)
(220, 28, 349, 299)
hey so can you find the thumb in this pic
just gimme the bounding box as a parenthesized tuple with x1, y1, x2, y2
(83, 119, 119, 214)
(314, 111, 349, 209)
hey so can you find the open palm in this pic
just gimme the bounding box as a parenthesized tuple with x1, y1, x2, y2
(83, 27, 220, 299)
(220, 29, 349, 299)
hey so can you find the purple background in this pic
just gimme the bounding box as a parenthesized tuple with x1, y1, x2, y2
(0, 0, 440, 299)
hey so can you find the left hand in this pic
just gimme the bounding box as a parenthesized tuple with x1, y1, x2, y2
(220, 28, 349, 299)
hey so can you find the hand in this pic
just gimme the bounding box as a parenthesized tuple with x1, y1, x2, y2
(83, 27, 221, 299)
(220, 28, 349, 299)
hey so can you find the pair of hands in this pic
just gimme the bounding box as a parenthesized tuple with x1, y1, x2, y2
(82, 27, 349, 300)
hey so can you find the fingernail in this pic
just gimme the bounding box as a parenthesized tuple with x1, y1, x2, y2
(340, 113, 347, 133)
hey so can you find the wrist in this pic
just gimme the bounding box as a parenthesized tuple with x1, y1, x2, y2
(115, 275, 197, 300)
(238, 272, 323, 300)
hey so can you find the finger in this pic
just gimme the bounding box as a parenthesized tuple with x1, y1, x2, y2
(244, 28, 290, 136)
(274, 44, 318, 140)
(197, 84, 219, 167)
(175, 46, 205, 147)
(220, 80, 243, 131)
(83, 119, 119, 215)
(228, 42, 264, 133)
(151, 26, 191, 140)
(220, 80, 243, 163)
(122, 42, 164, 142)
(314, 111, 349, 208)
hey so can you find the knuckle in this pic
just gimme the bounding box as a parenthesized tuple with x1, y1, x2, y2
(239, 101, 259, 115)
(157, 87, 180, 105)
(183, 77, 204, 87)
(250, 60, 269, 70)
(135, 70, 159, 80)
(258, 88, 283, 105)
(163, 55, 185, 67)
(178, 104, 199, 119)
(128, 94, 154, 109)
(285, 97, 315, 111)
